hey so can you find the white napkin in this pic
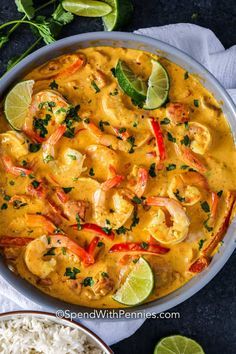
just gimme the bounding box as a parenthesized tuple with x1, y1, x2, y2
(0, 24, 235, 346)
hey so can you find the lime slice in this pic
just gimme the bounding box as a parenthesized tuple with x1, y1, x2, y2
(154, 335, 205, 354)
(102, 0, 133, 31)
(143, 59, 169, 110)
(62, 0, 112, 17)
(4, 80, 34, 131)
(112, 257, 154, 306)
(116, 60, 147, 103)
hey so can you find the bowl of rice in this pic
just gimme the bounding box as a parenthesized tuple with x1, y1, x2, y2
(0, 311, 112, 354)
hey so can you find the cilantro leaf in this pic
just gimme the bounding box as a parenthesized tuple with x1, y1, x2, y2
(52, 4, 74, 25)
(15, 0, 35, 20)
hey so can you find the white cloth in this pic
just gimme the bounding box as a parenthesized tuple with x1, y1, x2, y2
(0, 24, 235, 346)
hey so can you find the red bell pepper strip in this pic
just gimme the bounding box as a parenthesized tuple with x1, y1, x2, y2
(109, 242, 169, 255)
(0, 237, 33, 247)
(71, 223, 115, 241)
(150, 118, 166, 161)
(87, 236, 100, 256)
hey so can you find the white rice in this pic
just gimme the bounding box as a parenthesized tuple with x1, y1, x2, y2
(0, 316, 105, 354)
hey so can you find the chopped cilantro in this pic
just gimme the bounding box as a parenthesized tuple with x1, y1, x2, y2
(201, 201, 210, 213)
(130, 209, 139, 230)
(29, 143, 41, 153)
(184, 71, 189, 80)
(149, 163, 156, 177)
(140, 242, 149, 250)
(97, 241, 104, 247)
(49, 80, 58, 90)
(43, 154, 54, 163)
(44, 247, 56, 256)
(111, 67, 116, 77)
(198, 239, 206, 250)
(89, 168, 95, 176)
(101, 272, 109, 278)
(133, 121, 138, 128)
(99, 120, 110, 132)
(160, 117, 170, 125)
(132, 196, 143, 204)
(181, 135, 191, 146)
(166, 164, 176, 171)
(64, 267, 80, 280)
(194, 99, 199, 107)
(84, 118, 90, 124)
(203, 218, 213, 232)
(109, 88, 118, 96)
(167, 132, 176, 142)
(91, 80, 100, 93)
(62, 247, 67, 255)
(4, 195, 10, 201)
(76, 213, 82, 230)
(13, 200, 27, 209)
(116, 226, 128, 235)
(127, 136, 136, 153)
(181, 165, 190, 170)
(1, 203, 7, 210)
(82, 277, 94, 287)
(9, 180, 15, 186)
(174, 189, 185, 202)
(31, 180, 40, 189)
(217, 190, 223, 197)
(62, 187, 73, 194)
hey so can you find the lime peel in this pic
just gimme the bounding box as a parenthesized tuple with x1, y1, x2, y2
(154, 335, 205, 354)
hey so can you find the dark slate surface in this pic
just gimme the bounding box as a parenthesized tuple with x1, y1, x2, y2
(0, 1, 236, 353)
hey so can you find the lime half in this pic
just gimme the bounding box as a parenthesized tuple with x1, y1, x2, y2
(62, 0, 112, 17)
(143, 59, 169, 110)
(116, 60, 147, 103)
(4, 80, 34, 130)
(154, 335, 205, 354)
(102, 0, 133, 31)
(112, 257, 154, 306)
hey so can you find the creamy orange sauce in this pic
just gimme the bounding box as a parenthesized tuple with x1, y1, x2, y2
(0, 46, 236, 308)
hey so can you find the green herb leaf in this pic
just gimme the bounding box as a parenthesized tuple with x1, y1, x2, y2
(52, 4, 74, 25)
(29, 143, 41, 153)
(160, 117, 170, 125)
(15, 0, 35, 19)
(174, 189, 185, 202)
(99, 120, 110, 132)
(4, 195, 11, 201)
(1, 203, 8, 210)
(198, 239, 206, 250)
(181, 135, 191, 147)
(166, 164, 176, 171)
(31, 180, 40, 189)
(127, 136, 136, 153)
(82, 277, 94, 287)
(130, 209, 139, 230)
(111, 68, 116, 77)
(184, 71, 189, 80)
(76, 213, 82, 230)
(62, 187, 73, 194)
(13, 200, 27, 209)
(140, 242, 148, 249)
(101, 272, 109, 278)
(167, 132, 176, 142)
(201, 201, 210, 213)
(203, 218, 213, 232)
(64, 267, 80, 280)
(49, 80, 58, 90)
(149, 163, 156, 178)
(115, 226, 128, 235)
(89, 168, 95, 176)
(91, 80, 100, 93)
(217, 190, 223, 197)
(44, 247, 56, 256)
(194, 99, 199, 107)
(132, 196, 143, 204)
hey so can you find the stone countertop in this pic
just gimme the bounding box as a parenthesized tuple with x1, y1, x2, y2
(0, 1, 235, 353)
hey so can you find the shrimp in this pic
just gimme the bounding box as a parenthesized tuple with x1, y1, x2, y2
(93, 188, 134, 229)
(23, 90, 70, 141)
(85, 121, 131, 153)
(26, 214, 57, 234)
(0, 155, 33, 176)
(167, 172, 209, 206)
(24, 234, 94, 278)
(188, 122, 211, 155)
(166, 103, 190, 124)
(42, 125, 66, 163)
(127, 165, 148, 198)
(175, 144, 207, 173)
(46, 147, 86, 185)
(145, 197, 190, 245)
(38, 53, 86, 79)
(86, 144, 120, 181)
(0, 131, 28, 158)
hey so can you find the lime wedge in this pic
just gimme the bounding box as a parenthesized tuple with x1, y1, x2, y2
(154, 335, 205, 354)
(112, 257, 154, 306)
(116, 60, 147, 103)
(62, 0, 112, 17)
(4, 80, 34, 131)
(143, 59, 169, 110)
(102, 0, 133, 31)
